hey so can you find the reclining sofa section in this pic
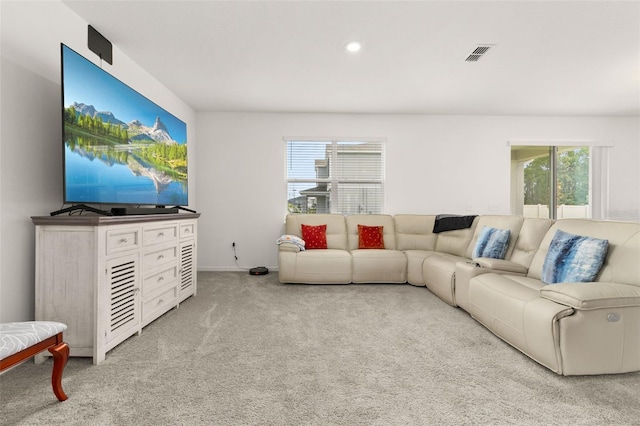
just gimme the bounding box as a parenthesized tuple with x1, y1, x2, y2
(277, 213, 640, 375)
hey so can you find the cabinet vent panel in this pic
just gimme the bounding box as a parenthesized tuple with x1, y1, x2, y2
(111, 260, 135, 274)
(180, 244, 194, 291)
(111, 289, 134, 311)
(109, 260, 137, 333)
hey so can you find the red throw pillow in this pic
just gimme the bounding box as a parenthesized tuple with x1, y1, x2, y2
(301, 224, 328, 249)
(358, 225, 385, 249)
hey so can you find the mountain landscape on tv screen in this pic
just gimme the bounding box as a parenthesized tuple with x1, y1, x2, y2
(64, 102, 188, 205)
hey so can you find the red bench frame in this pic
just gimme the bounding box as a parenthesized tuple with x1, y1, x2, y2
(0, 332, 69, 401)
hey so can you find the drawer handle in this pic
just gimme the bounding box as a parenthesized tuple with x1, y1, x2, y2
(184, 229, 190, 234)
(119, 238, 128, 243)
(158, 232, 165, 237)
(157, 254, 165, 260)
(158, 299, 164, 305)
(158, 276, 164, 282)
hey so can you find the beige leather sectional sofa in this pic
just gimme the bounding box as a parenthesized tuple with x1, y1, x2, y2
(278, 213, 640, 376)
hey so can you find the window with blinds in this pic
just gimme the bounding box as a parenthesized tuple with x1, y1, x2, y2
(285, 139, 385, 215)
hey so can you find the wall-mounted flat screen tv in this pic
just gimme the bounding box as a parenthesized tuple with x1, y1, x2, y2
(61, 44, 188, 207)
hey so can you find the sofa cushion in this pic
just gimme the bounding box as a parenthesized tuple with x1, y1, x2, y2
(541, 229, 608, 284)
(351, 249, 407, 283)
(301, 224, 328, 249)
(467, 273, 574, 374)
(285, 214, 348, 250)
(508, 218, 554, 268)
(405, 250, 443, 286)
(468, 274, 545, 343)
(346, 215, 396, 251)
(278, 249, 352, 284)
(528, 220, 640, 286)
(472, 226, 510, 259)
(394, 215, 437, 251)
(434, 224, 478, 257)
(358, 224, 385, 249)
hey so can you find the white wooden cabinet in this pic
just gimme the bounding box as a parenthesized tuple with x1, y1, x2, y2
(32, 213, 199, 364)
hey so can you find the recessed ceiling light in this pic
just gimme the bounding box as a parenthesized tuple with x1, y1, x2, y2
(345, 41, 362, 53)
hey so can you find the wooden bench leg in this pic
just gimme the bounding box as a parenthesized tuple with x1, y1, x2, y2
(48, 342, 69, 401)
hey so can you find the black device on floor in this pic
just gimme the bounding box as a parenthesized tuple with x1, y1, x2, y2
(249, 267, 269, 275)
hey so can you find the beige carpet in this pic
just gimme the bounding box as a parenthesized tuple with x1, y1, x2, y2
(1, 271, 639, 425)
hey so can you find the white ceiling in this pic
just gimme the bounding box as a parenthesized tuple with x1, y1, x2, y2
(62, 0, 640, 116)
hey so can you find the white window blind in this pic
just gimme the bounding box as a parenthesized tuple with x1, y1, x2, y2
(285, 139, 385, 215)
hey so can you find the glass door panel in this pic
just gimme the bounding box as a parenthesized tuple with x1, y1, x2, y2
(511, 145, 590, 220)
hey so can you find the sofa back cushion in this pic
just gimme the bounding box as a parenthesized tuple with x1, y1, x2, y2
(394, 215, 438, 251)
(435, 217, 478, 257)
(346, 214, 396, 251)
(509, 217, 554, 268)
(464, 215, 524, 259)
(285, 214, 348, 250)
(528, 219, 640, 287)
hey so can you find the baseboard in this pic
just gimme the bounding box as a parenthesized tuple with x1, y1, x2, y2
(198, 267, 279, 272)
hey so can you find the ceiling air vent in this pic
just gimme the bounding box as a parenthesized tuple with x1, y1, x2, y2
(465, 45, 494, 62)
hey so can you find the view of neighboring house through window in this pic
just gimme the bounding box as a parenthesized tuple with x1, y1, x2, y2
(511, 145, 592, 219)
(285, 139, 385, 215)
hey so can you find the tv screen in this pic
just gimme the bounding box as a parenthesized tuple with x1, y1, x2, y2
(61, 44, 188, 207)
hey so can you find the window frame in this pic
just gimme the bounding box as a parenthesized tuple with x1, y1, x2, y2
(284, 137, 386, 216)
(508, 140, 611, 220)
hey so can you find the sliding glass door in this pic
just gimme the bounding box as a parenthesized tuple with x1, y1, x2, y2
(511, 145, 591, 220)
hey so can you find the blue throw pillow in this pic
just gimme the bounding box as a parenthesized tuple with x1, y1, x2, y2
(541, 229, 609, 284)
(472, 226, 510, 259)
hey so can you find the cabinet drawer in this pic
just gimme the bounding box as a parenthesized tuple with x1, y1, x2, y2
(180, 222, 195, 238)
(106, 228, 140, 254)
(143, 265, 178, 296)
(143, 286, 177, 325)
(143, 245, 178, 271)
(143, 224, 178, 246)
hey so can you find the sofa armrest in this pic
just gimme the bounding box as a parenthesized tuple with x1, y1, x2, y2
(473, 258, 528, 275)
(540, 282, 640, 310)
(278, 242, 301, 253)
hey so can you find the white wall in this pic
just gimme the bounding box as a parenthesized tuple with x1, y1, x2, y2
(196, 112, 639, 271)
(0, 1, 196, 322)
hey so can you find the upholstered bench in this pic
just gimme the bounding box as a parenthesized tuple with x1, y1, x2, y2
(0, 321, 69, 401)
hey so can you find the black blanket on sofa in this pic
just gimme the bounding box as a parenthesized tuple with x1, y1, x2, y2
(433, 214, 477, 233)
